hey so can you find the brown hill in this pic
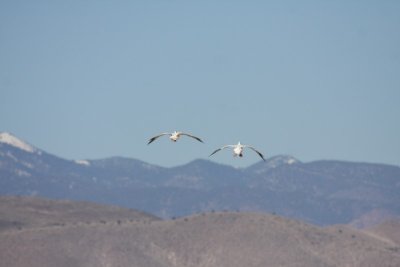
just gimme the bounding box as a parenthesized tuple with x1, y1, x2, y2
(348, 209, 400, 229)
(0, 196, 159, 232)
(0, 197, 399, 267)
(362, 219, 400, 246)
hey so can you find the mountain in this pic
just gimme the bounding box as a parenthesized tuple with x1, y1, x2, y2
(0, 195, 159, 232)
(348, 209, 400, 229)
(0, 132, 39, 153)
(0, 196, 399, 267)
(1, 132, 400, 225)
(363, 219, 400, 246)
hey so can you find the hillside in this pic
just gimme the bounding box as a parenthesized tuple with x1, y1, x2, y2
(0, 196, 159, 232)
(0, 197, 399, 267)
(363, 219, 400, 246)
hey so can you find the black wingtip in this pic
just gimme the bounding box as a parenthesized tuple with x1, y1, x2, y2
(209, 148, 220, 157)
(258, 152, 266, 161)
(193, 136, 203, 143)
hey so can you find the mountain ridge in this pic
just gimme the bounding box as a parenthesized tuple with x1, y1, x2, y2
(1, 132, 399, 226)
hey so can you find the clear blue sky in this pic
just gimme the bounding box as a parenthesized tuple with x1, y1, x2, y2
(1, 1, 399, 167)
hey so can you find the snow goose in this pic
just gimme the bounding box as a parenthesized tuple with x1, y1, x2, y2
(147, 131, 203, 145)
(209, 142, 265, 161)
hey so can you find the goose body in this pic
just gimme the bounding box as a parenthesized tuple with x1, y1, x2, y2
(209, 142, 265, 161)
(148, 131, 203, 145)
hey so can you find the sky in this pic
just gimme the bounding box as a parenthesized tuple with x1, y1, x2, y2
(1, 1, 399, 168)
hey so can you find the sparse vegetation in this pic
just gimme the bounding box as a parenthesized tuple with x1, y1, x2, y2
(386, 247, 400, 252)
(0, 196, 399, 267)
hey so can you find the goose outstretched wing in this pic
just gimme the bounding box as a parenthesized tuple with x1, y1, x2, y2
(179, 133, 204, 143)
(209, 145, 234, 157)
(245, 146, 266, 161)
(147, 133, 170, 145)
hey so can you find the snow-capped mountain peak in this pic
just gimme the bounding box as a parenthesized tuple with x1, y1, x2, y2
(0, 132, 38, 153)
(246, 155, 301, 174)
(266, 155, 300, 167)
(75, 159, 91, 166)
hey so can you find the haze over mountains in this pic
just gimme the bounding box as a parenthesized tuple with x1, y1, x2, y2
(1, 132, 400, 226)
(1, 196, 399, 267)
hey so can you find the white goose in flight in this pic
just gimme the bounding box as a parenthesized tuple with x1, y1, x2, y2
(209, 142, 265, 161)
(147, 131, 203, 145)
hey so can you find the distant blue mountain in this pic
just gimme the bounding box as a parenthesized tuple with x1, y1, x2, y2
(1, 132, 399, 225)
